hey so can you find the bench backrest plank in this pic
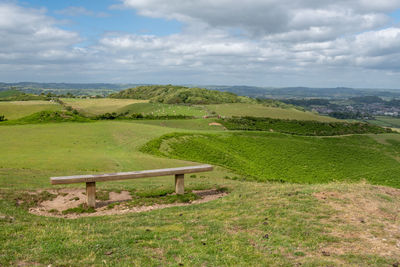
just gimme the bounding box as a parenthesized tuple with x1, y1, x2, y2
(51, 164, 213, 185)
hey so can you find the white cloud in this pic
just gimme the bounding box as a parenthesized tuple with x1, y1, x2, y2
(0, 1, 400, 87)
(121, 0, 399, 39)
(0, 3, 81, 55)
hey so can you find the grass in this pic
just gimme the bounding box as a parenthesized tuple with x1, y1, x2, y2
(0, 121, 196, 189)
(206, 103, 338, 121)
(1, 102, 400, 265)
(62, 204, 96, 214)
(1, 182, 399, 266)
(143, 131, 400, 188)
(119, 102, 208, 117)
(0, 101, 62, 120)
(128, 192, 200, 206)
(61, 98, 148, 116)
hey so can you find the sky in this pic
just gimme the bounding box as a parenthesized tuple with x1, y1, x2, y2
(1, 0, 400, 88)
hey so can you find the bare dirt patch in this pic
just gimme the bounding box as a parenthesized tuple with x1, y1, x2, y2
(208, 122, 222, 126)
(29, 188, 227, 219)
(313, 186, 400, 259)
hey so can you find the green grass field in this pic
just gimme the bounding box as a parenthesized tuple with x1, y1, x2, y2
(206, 103, 338, 121)
(143, 131, 400, 188)
(1, 102, 400, 265)
(0, 101, 62, 120)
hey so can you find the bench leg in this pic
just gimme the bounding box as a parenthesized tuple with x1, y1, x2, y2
(86, 182, 96, 208)
(175, 174, 184, 195)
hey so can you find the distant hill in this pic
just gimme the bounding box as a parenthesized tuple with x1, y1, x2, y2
(109, 85, 254, 104)
(206, 86, 400, 99)
(1, 82, 399, 99)
(0, 82, 141, 90)
(0, 82, 144, 97)
(0, 89, 23, 98)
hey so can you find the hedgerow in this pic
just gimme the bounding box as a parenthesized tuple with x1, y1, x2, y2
(219, 116, 391, 136)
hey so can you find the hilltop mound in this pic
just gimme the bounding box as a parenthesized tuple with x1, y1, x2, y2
(0, 89, 46, 101)
(109, 85, 254, 104)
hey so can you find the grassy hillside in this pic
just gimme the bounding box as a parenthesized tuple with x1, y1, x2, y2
(0, 122, 192, 188)
(0, 101, 62, 120)
(110, 85, 254, 104)
(206, 103, 337, 121)
(0, 121, 399, 265)
(1, 95, 400, 266)
(143, 131, 400, 188)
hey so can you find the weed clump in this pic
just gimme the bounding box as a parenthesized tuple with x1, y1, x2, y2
(62, 204, 95, 214)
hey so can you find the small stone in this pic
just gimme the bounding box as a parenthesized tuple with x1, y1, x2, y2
(263, 234, 269, 239)
(263, 222, 268, 225)
(0, 215, 14, 223)
(322, 251, 330, 256)
(104, 251, 113, 255)
(179, 213, 183, 216)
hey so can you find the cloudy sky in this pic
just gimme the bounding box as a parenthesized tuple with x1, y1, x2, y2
(1, 0, 400, 88)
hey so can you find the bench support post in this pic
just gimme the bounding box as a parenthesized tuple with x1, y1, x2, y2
(175, 174, 184, 195)
(86, 182, 96, 208)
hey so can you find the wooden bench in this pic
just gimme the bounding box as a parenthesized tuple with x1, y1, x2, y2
(50, 164, 213, 208)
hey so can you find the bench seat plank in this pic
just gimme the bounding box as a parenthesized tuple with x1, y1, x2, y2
(51, 164, 213, 185)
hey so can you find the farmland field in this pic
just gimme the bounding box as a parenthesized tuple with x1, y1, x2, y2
(367, 116, 400, 128)
(119, 102, 208, 117)
(1, 101, 400, 266)
(0, 101, 62, 120)
(206, 103, 338, 121)
(61, 98, 148, 116)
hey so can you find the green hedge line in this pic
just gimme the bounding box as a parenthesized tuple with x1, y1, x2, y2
(219, 116, 391, 136)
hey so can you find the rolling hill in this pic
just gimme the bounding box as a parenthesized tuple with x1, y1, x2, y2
(109, 85, 255, 104)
